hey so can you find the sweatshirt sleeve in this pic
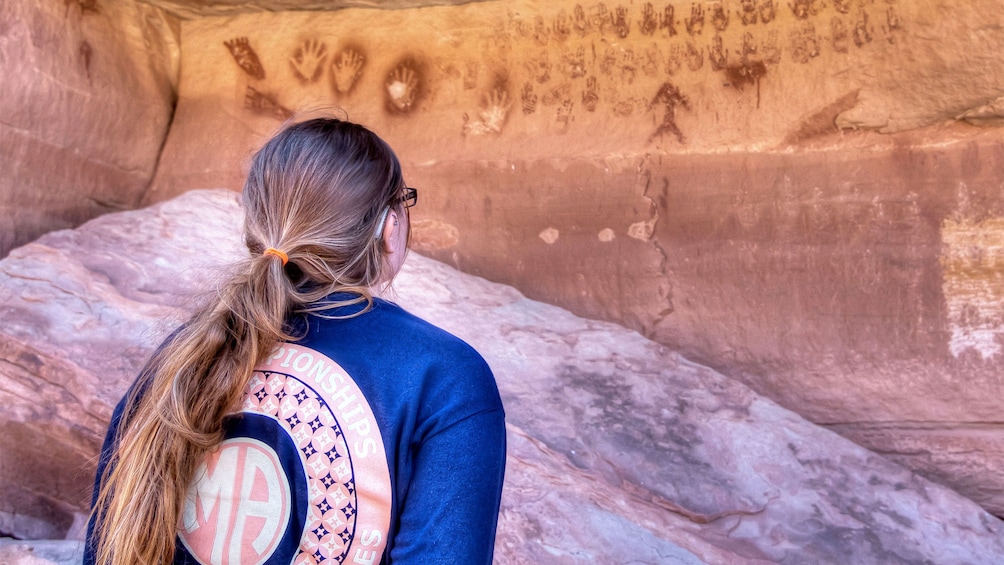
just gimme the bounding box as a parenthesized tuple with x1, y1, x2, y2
(387, 407, 507, 564)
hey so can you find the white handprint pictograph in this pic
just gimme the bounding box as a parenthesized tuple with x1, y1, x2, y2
(386, 65, 419, 112)
(464, 88, 512, 136)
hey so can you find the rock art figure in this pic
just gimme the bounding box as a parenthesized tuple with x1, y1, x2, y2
(620, 49, 638, 84)
(883, 6, 901, 43)
(599, 45, 618, 77)
(762, 30, 782, 64)
(290, 39, 328, 83)
(224, 37, 266, 80)
(739, 0, 758, 25)
(573, 4, 590, 35)
(666, 44, 683, 74)
(244, 86, 292, 120)
(464, 61, 479, 90)
(831, 17, 850, 52)
(510, 13, 532, 39)
(613, 99, 634, 117)
(685, 42, 704, 71)
(463, 87, 512, 136)
(711, 2, 731, 31)
(555, 98, 575, 132)
(649, 82, 690, 143)
(331, 49, 365, 94)
(642, 43, 661, 77)
(385, 65, 419, 112)
(789, 22, 820, 63)
(594, 3, 613, 35)
(542, 83, 571, 106)
(741, 32, 758, 62)
(529, 51, 552, 83)
(563, 47, 587, 79)
(533, 15, 550, 45)
(685, 3, 705, 35)
(834, 0, 852, 13)
(582, 76, 599, 112)
(614, 5, 631, 38)
(553, 9, 571, 41)
(660, 4, 678, 35)
(853, 10, 873, 46)
(789, 0, 811, 20)
(639, 3, 658, 35)
(759, 0, 776, 24)
(521, 82, 538, 114)
(709, 35, 728, 71)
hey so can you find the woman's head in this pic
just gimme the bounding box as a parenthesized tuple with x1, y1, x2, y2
(242, 117, 411, 296)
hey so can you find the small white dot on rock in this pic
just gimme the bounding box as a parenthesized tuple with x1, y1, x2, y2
(539, 227, 560, 244)
(598, 228, 615, 242)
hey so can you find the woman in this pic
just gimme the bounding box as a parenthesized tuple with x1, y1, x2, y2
(84, 118, 507, 565)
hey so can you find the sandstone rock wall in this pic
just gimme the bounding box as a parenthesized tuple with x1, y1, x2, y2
(0, 0, 178, 257)
(3, 189, 1004, 563)
(140, 0, 1004, 515)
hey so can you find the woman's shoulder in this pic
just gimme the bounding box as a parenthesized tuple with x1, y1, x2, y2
(305, 297, 492, 376)
(375, 300, 496, 383)
(377, 298, 480, 347)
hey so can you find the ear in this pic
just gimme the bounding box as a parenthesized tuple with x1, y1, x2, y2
(381, 209, 402, 254)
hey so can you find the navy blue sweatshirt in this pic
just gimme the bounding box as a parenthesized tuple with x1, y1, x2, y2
(85, 297, 506, 565)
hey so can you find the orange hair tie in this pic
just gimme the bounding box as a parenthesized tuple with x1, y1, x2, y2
(262, 247, 289, 266)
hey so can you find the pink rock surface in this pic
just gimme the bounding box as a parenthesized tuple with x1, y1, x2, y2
(0, 539, 83, 565)
(0, 0, 177, 257)
(6, 0, 1004, 521)
(132, 0, 1004, 516)
(2, 189, 1003, 563)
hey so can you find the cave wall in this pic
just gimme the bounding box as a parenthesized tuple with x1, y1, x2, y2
(0, 0, 178, 257)
(4, 0, 1004, 518)
(141, 0, 1004, 514)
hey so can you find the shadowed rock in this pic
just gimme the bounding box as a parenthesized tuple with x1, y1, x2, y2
(1, 190, 1002, 563)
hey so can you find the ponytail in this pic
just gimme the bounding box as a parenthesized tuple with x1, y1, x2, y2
(90, 254, 293, 565)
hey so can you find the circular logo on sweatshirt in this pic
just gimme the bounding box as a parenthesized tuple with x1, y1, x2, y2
(177, 413, 306, 565)
(176, 344, 391, 565)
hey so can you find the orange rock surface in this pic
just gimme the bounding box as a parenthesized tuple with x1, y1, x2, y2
(4, 0, 1004, 531)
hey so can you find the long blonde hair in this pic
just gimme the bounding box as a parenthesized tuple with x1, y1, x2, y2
(90, 118, 406, 565)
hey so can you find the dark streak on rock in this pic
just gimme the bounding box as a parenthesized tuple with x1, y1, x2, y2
(782, 91, 859, 146)
(724, 61, 767, 108)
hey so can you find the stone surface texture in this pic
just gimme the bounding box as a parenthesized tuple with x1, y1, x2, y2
(0, 0, 178, 257)
(5, 0, 1004, 530)
(0, 539, 84, 565)
(130, 0, 1004, 516)
(3, 189, 1004, 564)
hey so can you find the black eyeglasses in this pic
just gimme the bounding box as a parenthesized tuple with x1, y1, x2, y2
(398, 187, 418, 208)
(374, 187, 418, 239)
